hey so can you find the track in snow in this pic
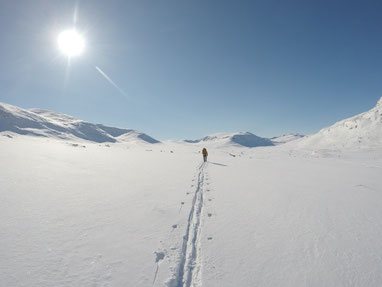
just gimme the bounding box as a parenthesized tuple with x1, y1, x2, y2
(173, 162, 206, 287)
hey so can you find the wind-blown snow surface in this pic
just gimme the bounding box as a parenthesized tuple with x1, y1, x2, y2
(1, 134, 382, 287)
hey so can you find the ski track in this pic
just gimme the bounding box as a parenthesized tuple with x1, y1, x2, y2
(174, 162, 206, 287)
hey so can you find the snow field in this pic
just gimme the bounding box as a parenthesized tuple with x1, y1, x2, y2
(202, 147, 382, 287)
(0, 136, 200, 286)
(1, 135, 382, 286)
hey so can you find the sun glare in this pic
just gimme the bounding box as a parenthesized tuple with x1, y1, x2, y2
(58, 29, 85, 57)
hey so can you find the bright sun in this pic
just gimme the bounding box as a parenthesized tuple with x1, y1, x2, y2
(58, 29, 85, 57)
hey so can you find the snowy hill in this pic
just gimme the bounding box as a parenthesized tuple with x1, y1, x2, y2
(185, 132, 274, 148)
(0, 102, 159, 144)
(299, 97, 382, 149)
(270, 133, 305, 145)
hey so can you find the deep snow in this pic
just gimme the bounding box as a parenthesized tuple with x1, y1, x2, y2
(1, 134, 382, 287)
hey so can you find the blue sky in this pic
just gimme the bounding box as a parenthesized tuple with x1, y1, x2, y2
(0, 0, 381, 140)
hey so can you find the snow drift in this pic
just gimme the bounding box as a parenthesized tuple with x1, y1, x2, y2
(299, 97, 382, 149)
(0, 102, 159, 144)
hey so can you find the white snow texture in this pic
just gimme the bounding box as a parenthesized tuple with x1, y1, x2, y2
(1, 97, 382, 287)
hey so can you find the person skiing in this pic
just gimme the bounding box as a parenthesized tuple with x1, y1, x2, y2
(202, 147, 208, 162)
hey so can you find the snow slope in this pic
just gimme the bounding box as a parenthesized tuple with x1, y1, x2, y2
(271, 133, 305, 145)
(0, 102, 159, 144)
(1, 134, 382, 287)
(299, 97, 382, 149)
(185, 132, 274, 148)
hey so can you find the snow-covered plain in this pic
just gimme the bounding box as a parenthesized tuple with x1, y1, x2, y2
(1, 98, 382, 286)
(1, 135, 382, 287)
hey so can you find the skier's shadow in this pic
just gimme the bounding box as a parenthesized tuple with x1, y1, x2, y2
(208, 162, 228, 167)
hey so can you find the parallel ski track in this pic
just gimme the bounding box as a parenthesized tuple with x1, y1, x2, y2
(175, 162, 206, 287)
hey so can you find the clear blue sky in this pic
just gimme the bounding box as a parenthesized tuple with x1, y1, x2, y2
(1, 0, 381, 140)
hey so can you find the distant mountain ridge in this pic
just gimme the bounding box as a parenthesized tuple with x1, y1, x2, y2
(185, 132, 275, 148)
(2, 97, 381, 149)
(270, 133, 305, 145)
(184, 132, 306, 148)
(0, 102, 159, 144)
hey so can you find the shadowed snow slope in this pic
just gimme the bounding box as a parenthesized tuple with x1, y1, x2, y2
(0, 102, 159, 144)
(270, 133, 305, 145)
(185, 132, 274, 148)
(299, 97, 382, 149)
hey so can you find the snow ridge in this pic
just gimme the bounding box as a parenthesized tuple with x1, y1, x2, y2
(173, 162, 206, 287)
(299, 96, 382, 148)
(0, 102, 159, 144)
(185, 132, 274, 148)
(270, 133, 305, 145)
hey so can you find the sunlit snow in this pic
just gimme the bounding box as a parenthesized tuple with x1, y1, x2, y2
(1, 98, 382, 286)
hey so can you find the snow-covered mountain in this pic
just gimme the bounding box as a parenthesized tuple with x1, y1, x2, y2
(0, 102, 159, 144)
(299, 97, 382, 149)
(270, 133, 305, 145)
(185, 132, 274, 148)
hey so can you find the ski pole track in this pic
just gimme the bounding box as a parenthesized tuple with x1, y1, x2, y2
(174, 162, 206, 287)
